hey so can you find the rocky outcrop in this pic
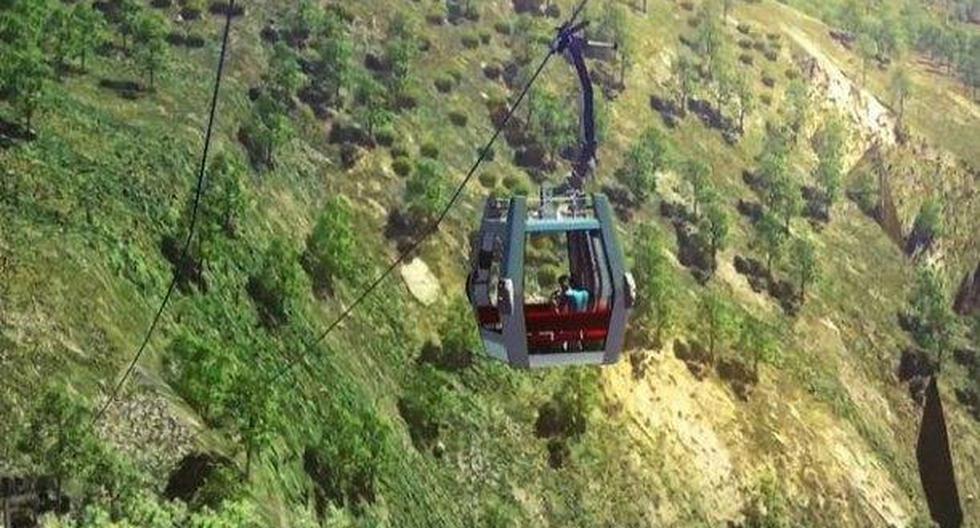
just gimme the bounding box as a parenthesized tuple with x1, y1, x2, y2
(954, 262, 980, 316)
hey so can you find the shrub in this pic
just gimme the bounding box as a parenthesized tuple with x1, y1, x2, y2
(740, 53, 754, 66)
(478, 171, 498, 188)
(397, 366, 448, 452)
(479, 31, 491, 45)
(760, 93, 772, 106)
(461, 32, 480, 49)
(375, 126, 396, 147)
(737, 23, 752, 34)
(420, 141, 440, 159)
(434, 75, 455, 93)
(392, 157, 412, 177)
(784, 67, 799, 80)
(494, 21, 513, 35)
(302, 198, 358, 297)
(762, 74, 776, 87)
(448, 111, 468, 127)
(764, 49, 779, 62)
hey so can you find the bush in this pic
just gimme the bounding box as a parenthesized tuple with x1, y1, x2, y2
(784, 67, 799, 80)
(392, 156, 412, 177)
(762, 74, 776, 87)
(737, 23, 752, 34)
(478, 171, 498, 189)
(448, 111, 468, 127)
(420, 141, 440, 159)
(302, 198, 358, 297)
(740, 53, 754, 66)
(434, 75, 455, 93)
(461, 32, 480, 49)
(375, 126, 396, 147)
(502, 174, 529, 195)
(494, 21, 513, 35)
(760, 94, 772, 106)
(764, 49, 779, 62)
(479, 31, 491, 45)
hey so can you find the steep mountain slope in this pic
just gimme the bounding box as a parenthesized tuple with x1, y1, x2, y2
(0, 0, 977, 527)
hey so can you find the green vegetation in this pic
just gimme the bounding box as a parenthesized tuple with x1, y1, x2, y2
(302, 197, 359, 297)
(1, 0, 977, 526)
(617, 127, 673, 202)
(632, 223, 677, 346)
(908, 264, 955, 363)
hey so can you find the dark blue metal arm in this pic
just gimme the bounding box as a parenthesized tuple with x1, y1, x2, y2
(552, 21, 608, 190)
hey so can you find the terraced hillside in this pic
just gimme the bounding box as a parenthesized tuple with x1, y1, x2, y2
(0, 0, 978, 526)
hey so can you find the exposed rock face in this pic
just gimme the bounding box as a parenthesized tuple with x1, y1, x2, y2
(954, 262, 980, 316)
(401, 258, 441, 306)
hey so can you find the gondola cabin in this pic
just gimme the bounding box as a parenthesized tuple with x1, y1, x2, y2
(467, 191, 635, 368)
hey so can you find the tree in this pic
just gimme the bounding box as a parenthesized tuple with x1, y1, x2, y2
(699, 290, 735, 362)
(672, 51, 699, 111)
(713, 43, 738, 118)
(353, 73, 392, 140)
(755, 212, 786, 275)
(856, 32, 878, 85)
(784, 79, 810, 144)
(908, 264, 955, 364)
(618, 127, 673, 202)
(528, 90, 577, 164)
(132, 11, 169, 89)
(247, 239, 305, 328)
(71, 3, 108, 70)
(16, 385, 100, 500)
(734, 75, 755, 133)
(164, 333, 237, 423)
(736, 315, 778, 377)
(694, 1, 723, 73)
(245, 92, 294, 167)
(889, 64, 912, 126)
(702, 199, 730, 263)
(308, 21, 352, 107)
(2, 44, 50, 129)
(406, 159, 450, 222)
(814, 116, 846, 206)
(266, 42, 305, 105)
(201, 152, 248, 239)
(633, 223, 677, 345)
(769, 169, 802, 231)
(228, 352, 279, 479)
(789, 235, 819, 302)
(303, 197, 359, 296)
(385, 34, 418, 98)
(683, 158, 712, 218)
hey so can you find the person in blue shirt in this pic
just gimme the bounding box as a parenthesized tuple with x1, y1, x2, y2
(554, 275, 590, 313)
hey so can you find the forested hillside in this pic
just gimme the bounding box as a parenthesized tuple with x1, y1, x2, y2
(0, 0, 978, 526)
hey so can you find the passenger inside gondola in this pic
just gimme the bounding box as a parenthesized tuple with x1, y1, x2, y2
(552, 275, 590, 313)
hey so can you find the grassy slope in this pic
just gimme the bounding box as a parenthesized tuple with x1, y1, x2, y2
(0, 0, 978, 526)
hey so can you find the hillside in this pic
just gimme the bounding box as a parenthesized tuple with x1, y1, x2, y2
(0, 0, 978, 527)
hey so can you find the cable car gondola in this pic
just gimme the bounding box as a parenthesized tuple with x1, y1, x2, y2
(466, 20, 635, 368)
